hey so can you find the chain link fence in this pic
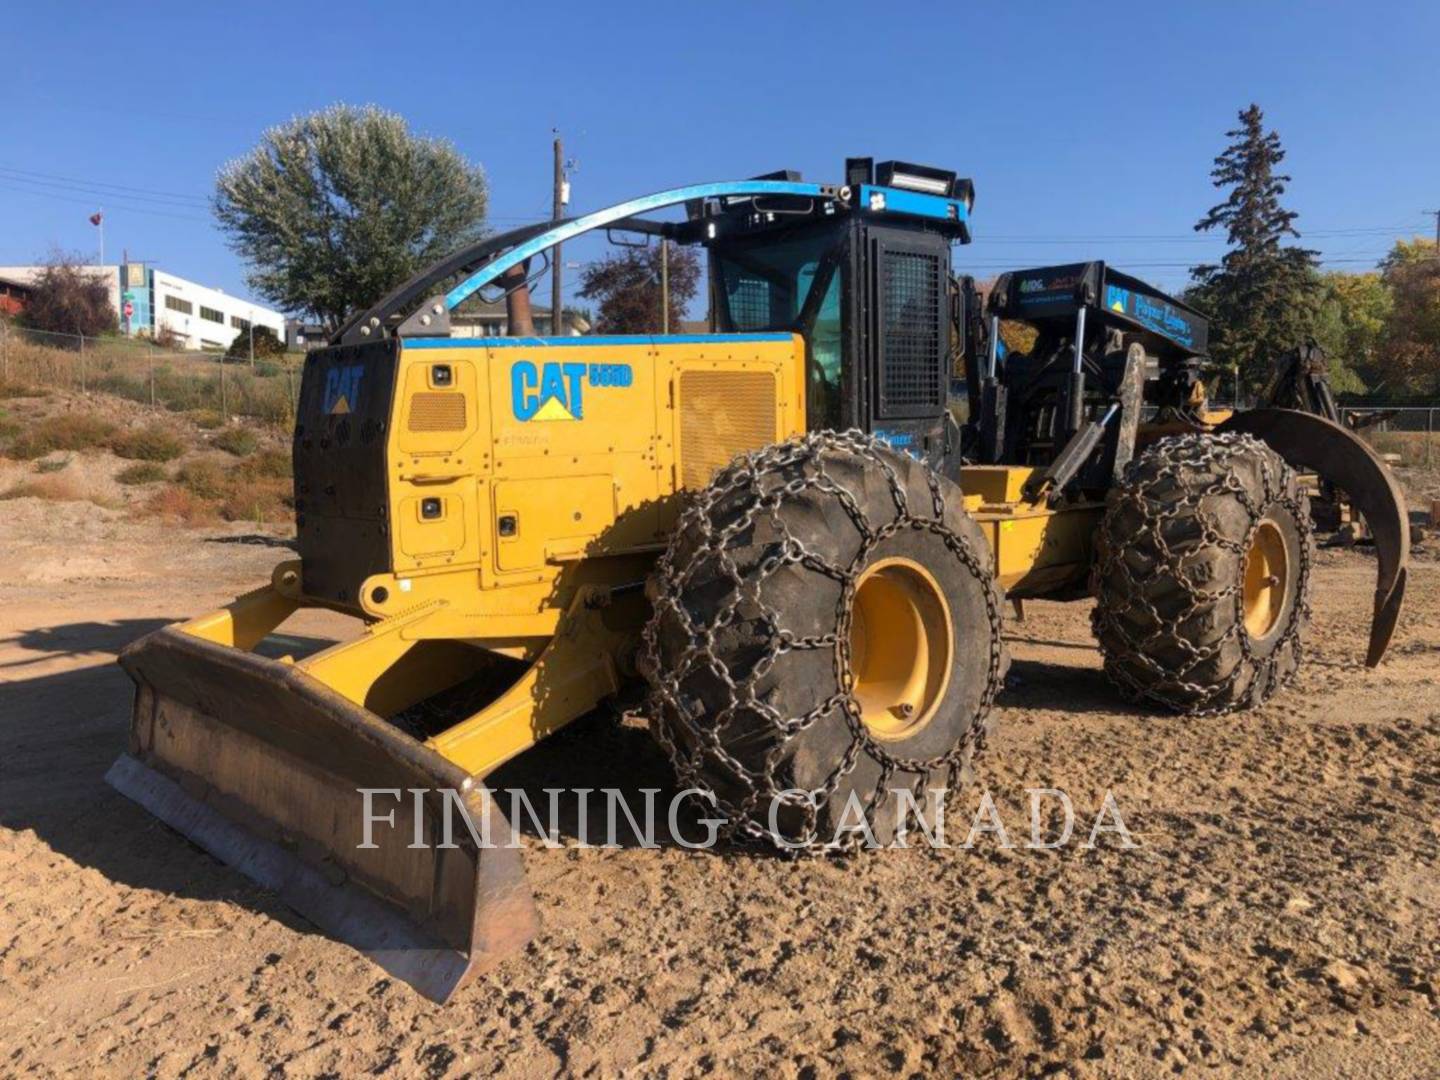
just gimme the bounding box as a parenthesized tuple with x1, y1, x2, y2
(1338, 405, 1440, 469)
(0, 321, 302, 426)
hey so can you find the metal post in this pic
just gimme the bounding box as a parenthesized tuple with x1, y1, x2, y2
(248, 314, 254, 370)
(79, 332, 86, 392)
(220, 355, 227, 418)
(661, 238, 670, 333)
(1067, 306, 1088, 434)
(1071, 306, 1087, 374)
(986, 315, 1000, 379)
(1, 319, 7, 381)
(551, 133, 565, 336)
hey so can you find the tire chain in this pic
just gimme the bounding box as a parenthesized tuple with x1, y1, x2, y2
(1090, 432, 1314, 716)
(641, 430, 1005, 853)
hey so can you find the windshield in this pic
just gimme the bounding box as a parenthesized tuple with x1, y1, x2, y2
(711, 226, 846, 429)
(713, 231, 837, 332)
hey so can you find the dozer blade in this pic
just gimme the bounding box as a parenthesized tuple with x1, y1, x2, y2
(1220, 407, 1409, 666)
(108, 626, 538, 1003)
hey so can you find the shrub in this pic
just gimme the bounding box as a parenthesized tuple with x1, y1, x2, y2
(240, 447, 291, 480)
(111, 424, 184, 462)
(212, 426, 259, 456)
(21, 256, 117, 338)
(188, 408, 224, 430)
(225, 325, 286, 363)
(34, 456, 70, 474)
(117, 461, 167, 485)
(176, 459, 227, 499)
(145, 484, 215, 524)
(6, 412, 118, 459)
(219, 476, 293, 523)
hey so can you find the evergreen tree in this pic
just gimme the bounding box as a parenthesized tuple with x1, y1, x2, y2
(1188, 104, 1319, 396)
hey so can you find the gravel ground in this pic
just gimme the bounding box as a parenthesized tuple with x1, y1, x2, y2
(0, 503, 1437, 1078)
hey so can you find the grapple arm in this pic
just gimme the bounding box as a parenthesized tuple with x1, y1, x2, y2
(1220, 407, 1408, 666)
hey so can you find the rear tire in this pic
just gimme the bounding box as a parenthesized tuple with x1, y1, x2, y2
(642, 431, 1005, 851)
(1091, 432, 1313, 714)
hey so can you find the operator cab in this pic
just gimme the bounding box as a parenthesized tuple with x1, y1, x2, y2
(674, 159, 975, 474)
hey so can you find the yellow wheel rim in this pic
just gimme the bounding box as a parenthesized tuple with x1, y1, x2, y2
(848, 557, 953, 741)
(1243, 521, 1289, 639)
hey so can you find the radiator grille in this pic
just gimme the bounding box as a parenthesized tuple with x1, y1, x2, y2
(407, 392, 467, 432)
(678, 370, 777, 489)
(880, 249, 943, 412)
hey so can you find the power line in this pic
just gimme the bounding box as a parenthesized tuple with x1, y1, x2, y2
(0, 164, 210, 206)
(0, 181, 211, 223)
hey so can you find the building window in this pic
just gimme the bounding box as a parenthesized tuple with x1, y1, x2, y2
(200, 305, 225, 324)
(230, 315, 251, 331)
(165, 295, 193, 315)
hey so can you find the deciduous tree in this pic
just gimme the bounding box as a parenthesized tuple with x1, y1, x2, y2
(214, 105, 488, 330)
(578, 244, 701, 334)
(1378, 237, 1440, 396)
(1311, 271, 1390, 393)
(22, 254, 116, 339)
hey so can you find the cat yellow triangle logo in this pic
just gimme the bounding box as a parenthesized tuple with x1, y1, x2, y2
(1110, 299, 1125, 313)
(329, 394, 351, 415)
(531, 396, 576, 422)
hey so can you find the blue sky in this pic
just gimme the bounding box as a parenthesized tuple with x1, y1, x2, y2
(3, 1, 1436, 316)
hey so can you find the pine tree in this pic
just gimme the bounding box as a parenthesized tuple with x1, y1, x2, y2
(1188, 104, 1319, 396)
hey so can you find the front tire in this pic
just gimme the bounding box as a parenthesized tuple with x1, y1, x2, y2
(1091, 432, 1313, 714)
(641, 432, 1005, 851)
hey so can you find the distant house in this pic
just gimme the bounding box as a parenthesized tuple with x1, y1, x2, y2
(0, 275, 33, 318)
(285, 319, 330, 351)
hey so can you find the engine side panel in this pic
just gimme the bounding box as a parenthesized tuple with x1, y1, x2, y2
(295, 333, 806, 630)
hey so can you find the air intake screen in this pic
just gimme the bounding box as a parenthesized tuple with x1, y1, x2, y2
(678, 370, 777, 489)
(408, 392, 467, 432)
(879, 249, 944, 415)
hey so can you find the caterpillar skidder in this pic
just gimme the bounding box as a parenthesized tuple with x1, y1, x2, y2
(109, 158, 1408, 1002)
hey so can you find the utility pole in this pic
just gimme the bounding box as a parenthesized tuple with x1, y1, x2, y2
(552, 132, 565, 336)
(1426, 210, 1440, 251)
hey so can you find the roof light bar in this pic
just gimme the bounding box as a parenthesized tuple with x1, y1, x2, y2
(875, 160, 958, 199)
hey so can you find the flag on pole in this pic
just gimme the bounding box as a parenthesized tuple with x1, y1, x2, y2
(89, 212, 103, 226)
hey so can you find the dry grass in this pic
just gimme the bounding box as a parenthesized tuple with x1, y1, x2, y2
(1366, 430, 1440, 466)
(112, 424, 185, 462)
(0, 379, 43, 399)
(0, 474, 84, 501)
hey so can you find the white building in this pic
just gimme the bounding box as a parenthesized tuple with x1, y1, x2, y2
(148, 268, 285, 351)
(0, 263, 285, 352)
